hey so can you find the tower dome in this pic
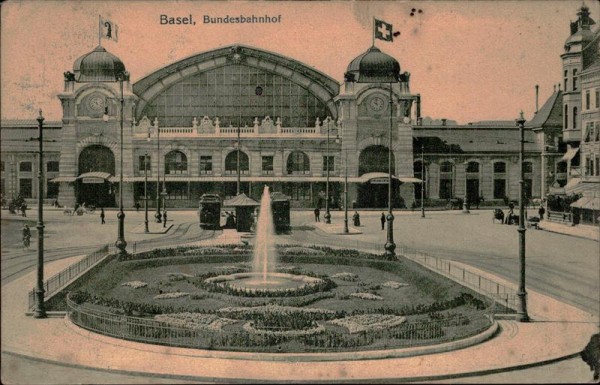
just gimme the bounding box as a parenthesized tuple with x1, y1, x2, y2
(73, 46, 126, 82)
(346, 46, 400, 83)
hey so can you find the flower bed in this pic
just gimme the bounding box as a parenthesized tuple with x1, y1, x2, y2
(382, 281, 409, 289)
(154, 292, 190, 300)
(329, 314, 406, 333)
(121, 281, 148, 289)
(242, 321, 326, 336)
(350, 292, 384, 301)
(331, 272, 358, 281)
(154, 312, 237, 331)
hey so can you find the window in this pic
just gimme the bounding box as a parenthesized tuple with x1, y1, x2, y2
(439, 179, 453, 200)
(323, 156, 335, 173)
(564, 70, 568, 92)
(165, 151, 187, 174)
(466, 162, 479, 173)
(565, 105, 569, 129)
(261, 156, 274, 175)
(524, 179, 533, 199)
(284, 182, 311, 200)
(584, 122, 592, 142)
(586, 90, 591, 110)
(46, 161, 59, 172)
(199, 156, 213, 174)
(439, 161, 454, 199)
(440, 161, 453, 173)
(138, 156, 151, 171)
(46, 179, 59, 198)
(493, 179, 506, 199)
(165, 182, 188, 200)
(596, 89, 599, 108)
(287, 151, 310, 175)
(573, 107, 578, 129)
(573, 69, 578, 91)
(493, 162, 506, 173)
(225, 151, 249, 174)
(19, 178, 32, 198)
(596, 122, 600, 142)
(523, 162, 533, 174)
(19, 162, 32, 172)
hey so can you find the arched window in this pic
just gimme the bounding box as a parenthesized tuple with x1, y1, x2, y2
(439, 161, 454, 199)
(573, 107, 578, 130)
(573, 69, 578, 91)
(565, 104, 569, 129)
(287, 151, 310, 175)
(165, 150, 188, 174)
(493, 162, 507, 199)
(358, 145, 395, 175)
(79, 145, 115, 175)
(225, 151, 249, 174)
(466, 161, 479, 173)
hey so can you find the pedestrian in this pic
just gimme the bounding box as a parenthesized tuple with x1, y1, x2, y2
(538, 205, 545, 220)
(162, 210, 167, 228)
(100, 207, 105, 224)
(20, 203, 27, 217)
(581, 333, 600, 382)
(380, 213, 385, 230)
(135, 202, 141, 212)
(353, 211, 361, 227)
(314, 207, 320, 222)
(22, 224, 31, 249)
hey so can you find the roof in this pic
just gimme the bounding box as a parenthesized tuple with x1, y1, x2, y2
(1, 120, 62, 128)
(73, 45, 126, 82)
(0, 122, 64, 152)
(223, 193, 259, 207)
(346, 46, 400, 83)
(466, 120, 516, 127)
(414, 127, 539, 153)
(525, 91, 563, 130)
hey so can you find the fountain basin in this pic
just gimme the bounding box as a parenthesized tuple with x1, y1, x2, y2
(205, 272, 324, 292)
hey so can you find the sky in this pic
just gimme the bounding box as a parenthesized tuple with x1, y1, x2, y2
(1, 0, 598, 124)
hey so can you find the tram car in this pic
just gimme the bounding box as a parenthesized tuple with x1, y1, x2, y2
(271, 192, 291, 234)
(198, 194, 221, 230)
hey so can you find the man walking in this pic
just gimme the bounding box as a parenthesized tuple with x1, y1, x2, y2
(314, 207, 320, 222)
(538, 205, 545, 220)
(100, 207, 105, 224)
(380, 212, 386, 230)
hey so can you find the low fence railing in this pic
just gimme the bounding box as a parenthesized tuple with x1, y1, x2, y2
(395, 244, 518, 311)
(28, 245, 110, 310)
(66, 293, 493, 352)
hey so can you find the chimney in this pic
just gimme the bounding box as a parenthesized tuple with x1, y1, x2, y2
(535, 85, 539, 115)
(441, 118, 447, 126)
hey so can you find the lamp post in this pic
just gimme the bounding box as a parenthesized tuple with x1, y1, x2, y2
(343, 126, 349, 234)
(115, 72, 128, 258)
(324, 118, 332, 224)
(162, 162, 167, 228)
(144, 151, 149, 233)
(384, 85, 396, 258)
(154, 118, 162, 223)
(237, 124, 241, 195)
(421, 144, 425, 218)
(516, 111, 530, 322)
(462, 161, 470, 214)
(33, 109, 46, 318)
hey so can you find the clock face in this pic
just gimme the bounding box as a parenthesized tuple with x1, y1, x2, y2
(88, 95, 105, 112)
(369, 96, 385, 112)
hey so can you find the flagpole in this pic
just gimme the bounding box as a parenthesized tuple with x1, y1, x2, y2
(372, 17, 375, 47)
(98, 15, 101, 46)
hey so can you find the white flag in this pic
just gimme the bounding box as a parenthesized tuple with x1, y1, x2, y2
(99, 16, 118, 42)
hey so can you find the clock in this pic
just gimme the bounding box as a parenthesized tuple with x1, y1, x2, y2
(88, 95, 105, 112)
(369, 96, 385, 112)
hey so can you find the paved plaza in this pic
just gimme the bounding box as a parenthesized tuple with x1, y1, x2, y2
(1, 207, 599, 383)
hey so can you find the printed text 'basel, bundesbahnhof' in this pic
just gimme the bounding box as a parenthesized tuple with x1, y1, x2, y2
(160, 14, 283, 25)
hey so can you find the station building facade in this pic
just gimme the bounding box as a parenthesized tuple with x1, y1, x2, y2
(1, 41, 550, 210)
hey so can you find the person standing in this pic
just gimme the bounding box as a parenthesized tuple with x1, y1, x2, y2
(353, 211, 361, 227)
(162, 210, 167, 228)
(314, 207, 320, 222)
(538, 205, 546, 220)
(22, 224, 31, 249)
(135, 202, 141, 212)
(100, 207, 105, 224)
(380, 212, 386, 230)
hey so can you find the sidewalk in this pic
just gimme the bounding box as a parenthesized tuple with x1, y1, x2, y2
(1, 253, 598, 383)
(539, 220, 599, 241)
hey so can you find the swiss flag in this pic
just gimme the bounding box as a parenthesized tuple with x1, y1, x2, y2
(374, 19, 393, 42)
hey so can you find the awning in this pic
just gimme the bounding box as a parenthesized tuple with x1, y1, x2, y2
(223, 193, 259, 207)
(49, 176, 77, 183)
(571, 196, 600, 210)
(564, 177, 582, 191)
(347, 173, 422, 184)
(560, 147, 580, 162)
(77, 172, 113, 180)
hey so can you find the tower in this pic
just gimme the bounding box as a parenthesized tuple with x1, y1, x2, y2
(57, 46, 137, 207)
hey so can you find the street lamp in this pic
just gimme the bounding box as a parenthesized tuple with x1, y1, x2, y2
(462, 161, 470, 214)
(144, 150, 149, 234)
(115, 71, 128, 259)
(516, 111, 530, 322)
(153, 118, 162, 223)
(33, 109, 46, 318)
(421, 144, 425, 218)
(384, 85, 397, 258)
(341, 121, 349, 234)
(324, 117, 337, 224)
(162, 159, 167, 228)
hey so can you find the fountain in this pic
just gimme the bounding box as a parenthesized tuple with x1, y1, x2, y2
(204, 186, 323, 293)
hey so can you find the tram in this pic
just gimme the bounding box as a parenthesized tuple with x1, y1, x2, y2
(271, 192, 291, 234)
(198, 194, 221, 230)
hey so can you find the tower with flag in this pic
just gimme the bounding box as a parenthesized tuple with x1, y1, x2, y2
(99, 15, 119, 45)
